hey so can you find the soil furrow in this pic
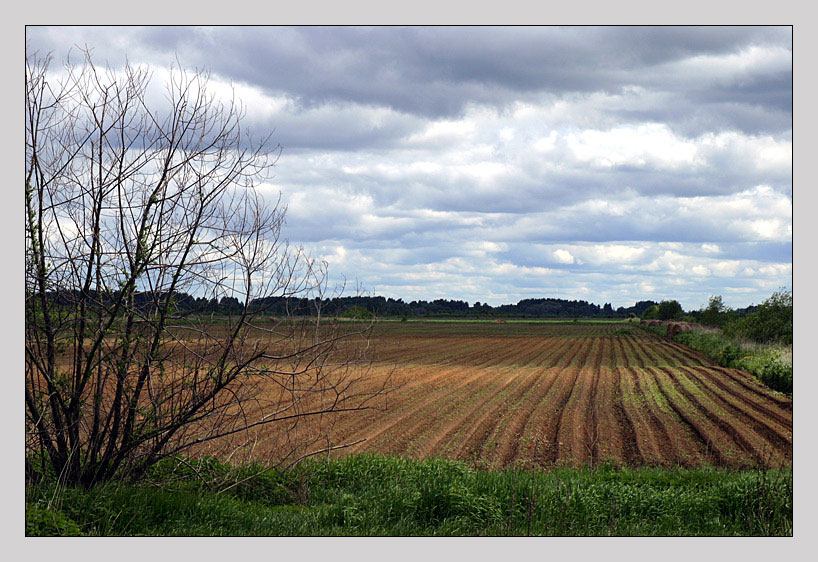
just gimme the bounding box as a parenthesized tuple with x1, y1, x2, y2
(585, 338, 607, 464)
(606, 336, 641, 465)
(643, 366, 733, 466)
(400, 337, 551, 457)
(612, 366, 641, 465)
(396, 368, 517, 458)
(634, 366, 706, 466)
(687, 366, 792, 428)
(362, 336, 552, 455)
(649, 367, 750, 467)
(627, 366, 682, 465)
(344, 366, 488, 452)
(446, 367, 547, 464)
(622, 334, 649, 369)
(493, 337, 589, 465)
(617, 367, 665, 464)
(320, 322, 792, 470)
(554, 338, 597, 464)
(530, 337, 573, 369)
(658, 366, 787, 465)
(659, 338, 714, 367)
(709, 366, 793, 410)
(679, 366, 792, 445)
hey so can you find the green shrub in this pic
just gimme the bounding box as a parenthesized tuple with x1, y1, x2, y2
(756, 360, 793, 394)
(657, 300, 683, 321)
(699, 295, 732, 328)
(719, 343, 743, 366)
(724, 289, 792, 345)
(642, 305, 659, 320)
(343, 305, 374, 320)
(26, 502, 83, 536)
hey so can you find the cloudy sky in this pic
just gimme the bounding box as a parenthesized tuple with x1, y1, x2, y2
(27, 26, 792, 309)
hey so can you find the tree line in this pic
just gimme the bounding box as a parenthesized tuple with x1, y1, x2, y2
(39, 289, 663, 319)
(39, 287, 788, 333)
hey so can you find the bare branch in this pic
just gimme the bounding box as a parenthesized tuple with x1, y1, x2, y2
(25, 48, 385, 487)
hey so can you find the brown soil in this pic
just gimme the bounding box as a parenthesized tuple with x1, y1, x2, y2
(192, 322, 794, 469)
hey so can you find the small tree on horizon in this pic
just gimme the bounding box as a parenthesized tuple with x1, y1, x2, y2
(700, 295, 731, 327)
(641, 305, 659, 320)
(657, 300, 684, 321)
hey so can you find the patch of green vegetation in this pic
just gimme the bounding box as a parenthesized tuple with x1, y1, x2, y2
(27, 454, 792, 537)
(639, 374, 674, 416)
(342, 305, 375, 320)
(723, 290, 792, 346)
(26, 501, 83, 536)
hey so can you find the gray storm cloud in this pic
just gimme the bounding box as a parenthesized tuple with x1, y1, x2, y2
(26, 26, 792, 309)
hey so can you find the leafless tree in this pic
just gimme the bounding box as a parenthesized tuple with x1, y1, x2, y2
(25, 48, 390, 487)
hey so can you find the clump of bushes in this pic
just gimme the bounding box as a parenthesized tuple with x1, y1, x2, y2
(641, 300, 685, 321)
(732, 352, 793, 395)
(724, 290, 792, 345)
(657, 300, 684, 320)
(342, 305, 374, 320)
(641, 305, 660, 320)
(695, 290, 792, 346)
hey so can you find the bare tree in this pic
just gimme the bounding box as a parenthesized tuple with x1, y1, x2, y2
(25, 48, 389, 487)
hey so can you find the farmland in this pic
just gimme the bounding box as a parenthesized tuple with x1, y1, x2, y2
(27, 319, 795, 536)
(324, 321, 792, 469)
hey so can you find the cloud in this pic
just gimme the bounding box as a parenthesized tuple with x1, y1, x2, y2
(27, 26, 790, 131)
(552, 249, 575, 264)
(26, 26, 792, 310)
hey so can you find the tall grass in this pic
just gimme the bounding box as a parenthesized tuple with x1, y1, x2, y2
(26, 455, 792, 537)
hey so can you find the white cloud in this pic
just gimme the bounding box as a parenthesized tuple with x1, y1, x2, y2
(566, 123, 698, 169)
(553, 249, 575, 264)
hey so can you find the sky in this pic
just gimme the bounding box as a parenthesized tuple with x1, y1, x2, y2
(26, 26, 792, 310)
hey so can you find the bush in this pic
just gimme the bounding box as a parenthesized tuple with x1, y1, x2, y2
(725, 289, 792, 345)
(734, 355, 793, 395)
(758, 361, 793, 394)
(699, 295, 731, 328)
(343, 305, 374, 320)
(719, 343, 743, 366)
(657, 300, 683, 321)
(642, 305, 659, 320)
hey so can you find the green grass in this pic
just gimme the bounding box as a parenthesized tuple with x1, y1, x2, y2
(26, 454, 792, 537)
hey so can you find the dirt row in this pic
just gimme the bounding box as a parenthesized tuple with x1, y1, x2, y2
(323, 323, 793, 469)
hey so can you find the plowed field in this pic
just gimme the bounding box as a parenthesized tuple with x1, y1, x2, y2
(328, 322, 792, 469)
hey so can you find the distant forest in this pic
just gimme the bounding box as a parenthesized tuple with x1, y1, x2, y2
(41, 289, 757, 320)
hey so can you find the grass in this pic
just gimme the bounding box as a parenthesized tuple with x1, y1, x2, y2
(26, 454, 792, 537)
